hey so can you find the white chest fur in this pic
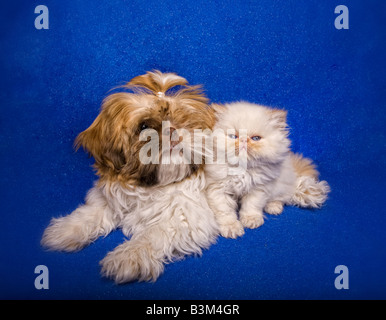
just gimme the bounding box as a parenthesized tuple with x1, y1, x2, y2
(102, 171, 219, 248)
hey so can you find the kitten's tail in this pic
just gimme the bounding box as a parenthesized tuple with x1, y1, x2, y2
(289, 152, 330, 208)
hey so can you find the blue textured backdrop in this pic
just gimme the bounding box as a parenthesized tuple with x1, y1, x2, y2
(0, 0, 385, 299)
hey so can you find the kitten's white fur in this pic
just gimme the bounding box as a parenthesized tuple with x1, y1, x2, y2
(205, 102, 330, 238)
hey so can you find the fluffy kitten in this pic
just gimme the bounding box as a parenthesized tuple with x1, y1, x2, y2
(205, 101, 330, 238)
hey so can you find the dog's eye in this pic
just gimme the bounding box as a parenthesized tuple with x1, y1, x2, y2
(251, 136, 261, 141)
(140, 123, 149, 131)
(228, 134, 238, 139)
(137, 122, 151, 135)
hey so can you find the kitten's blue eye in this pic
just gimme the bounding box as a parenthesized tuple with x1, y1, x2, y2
(228, 134, 238, 139)
(251, 136, 261, 141)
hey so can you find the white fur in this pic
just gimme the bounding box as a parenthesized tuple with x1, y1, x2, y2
(205, 102, 330, 238)
(205, 157, 296, 238)
(41, 170, 219, 283)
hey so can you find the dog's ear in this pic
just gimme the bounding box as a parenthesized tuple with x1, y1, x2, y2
(74, 97, 127, 176)
(210, 103, 227, 117)
(75, 115, 103, 160)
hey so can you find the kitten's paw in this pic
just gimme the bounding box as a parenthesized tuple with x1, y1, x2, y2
(264, 201, 284, 215)
(100, 243, 164, 284)
(240, 214, 264, 229)
(219, 220, 245, 239)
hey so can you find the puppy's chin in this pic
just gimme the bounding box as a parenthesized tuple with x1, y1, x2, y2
(156, 146, 198, 186)
(157, 163, 192, 186)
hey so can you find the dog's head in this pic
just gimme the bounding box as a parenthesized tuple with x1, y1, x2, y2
(75, 71, 215, 187)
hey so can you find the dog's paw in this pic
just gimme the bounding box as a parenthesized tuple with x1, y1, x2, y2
(41, 217, 89, 252)
(264, 201, 284, 215)
(240, 213, 264, 229)
(100, 243, 164, 284)
(219, 220, 245, 239)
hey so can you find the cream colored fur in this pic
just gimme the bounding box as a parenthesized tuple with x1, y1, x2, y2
(205, 102, 330, 238)
(42, 170, 219, 283)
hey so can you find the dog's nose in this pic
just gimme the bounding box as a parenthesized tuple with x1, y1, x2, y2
(164, 126, 182, 148)
(163, 126, 176, 137)
(170, 128, 183, 148)
(169, 127, 176, 138)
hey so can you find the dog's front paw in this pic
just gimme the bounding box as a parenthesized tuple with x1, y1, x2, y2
(264, 201, 284, 215)
(240, 213, 264, 229)
(41, 217, 89, 252)
(100, 242, 164, 284)
(219, 220, 245, 239)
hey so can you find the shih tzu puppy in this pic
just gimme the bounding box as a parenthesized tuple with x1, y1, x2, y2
(41, 71, 219, 283)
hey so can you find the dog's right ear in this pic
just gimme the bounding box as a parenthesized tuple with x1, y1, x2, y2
(74, 115, 105, 163)
(74, 96, 128, 177)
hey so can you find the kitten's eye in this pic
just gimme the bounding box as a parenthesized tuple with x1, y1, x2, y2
(228, 134, 238, 139)
(251, 136, 261, 141)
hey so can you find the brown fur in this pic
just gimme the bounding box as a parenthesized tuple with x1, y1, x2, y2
(128, 70, 187, 93)
(75, 70, 215, 186)
(290, 152, 319, 179)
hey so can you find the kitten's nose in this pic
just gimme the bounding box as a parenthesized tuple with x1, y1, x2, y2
(239, 136, 248, 143)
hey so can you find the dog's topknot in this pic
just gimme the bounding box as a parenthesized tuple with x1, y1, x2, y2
(127, 70, 188, 96)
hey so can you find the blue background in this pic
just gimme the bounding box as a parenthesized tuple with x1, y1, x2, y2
(0, 0, 385, 299)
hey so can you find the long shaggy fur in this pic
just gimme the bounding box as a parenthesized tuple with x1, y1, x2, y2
(41, 71, 219, 283)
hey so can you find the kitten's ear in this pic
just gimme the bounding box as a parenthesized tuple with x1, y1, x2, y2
(268, 109, 288, 130)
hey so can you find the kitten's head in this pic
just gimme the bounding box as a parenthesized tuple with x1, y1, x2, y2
(213, 101, 290, 168)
